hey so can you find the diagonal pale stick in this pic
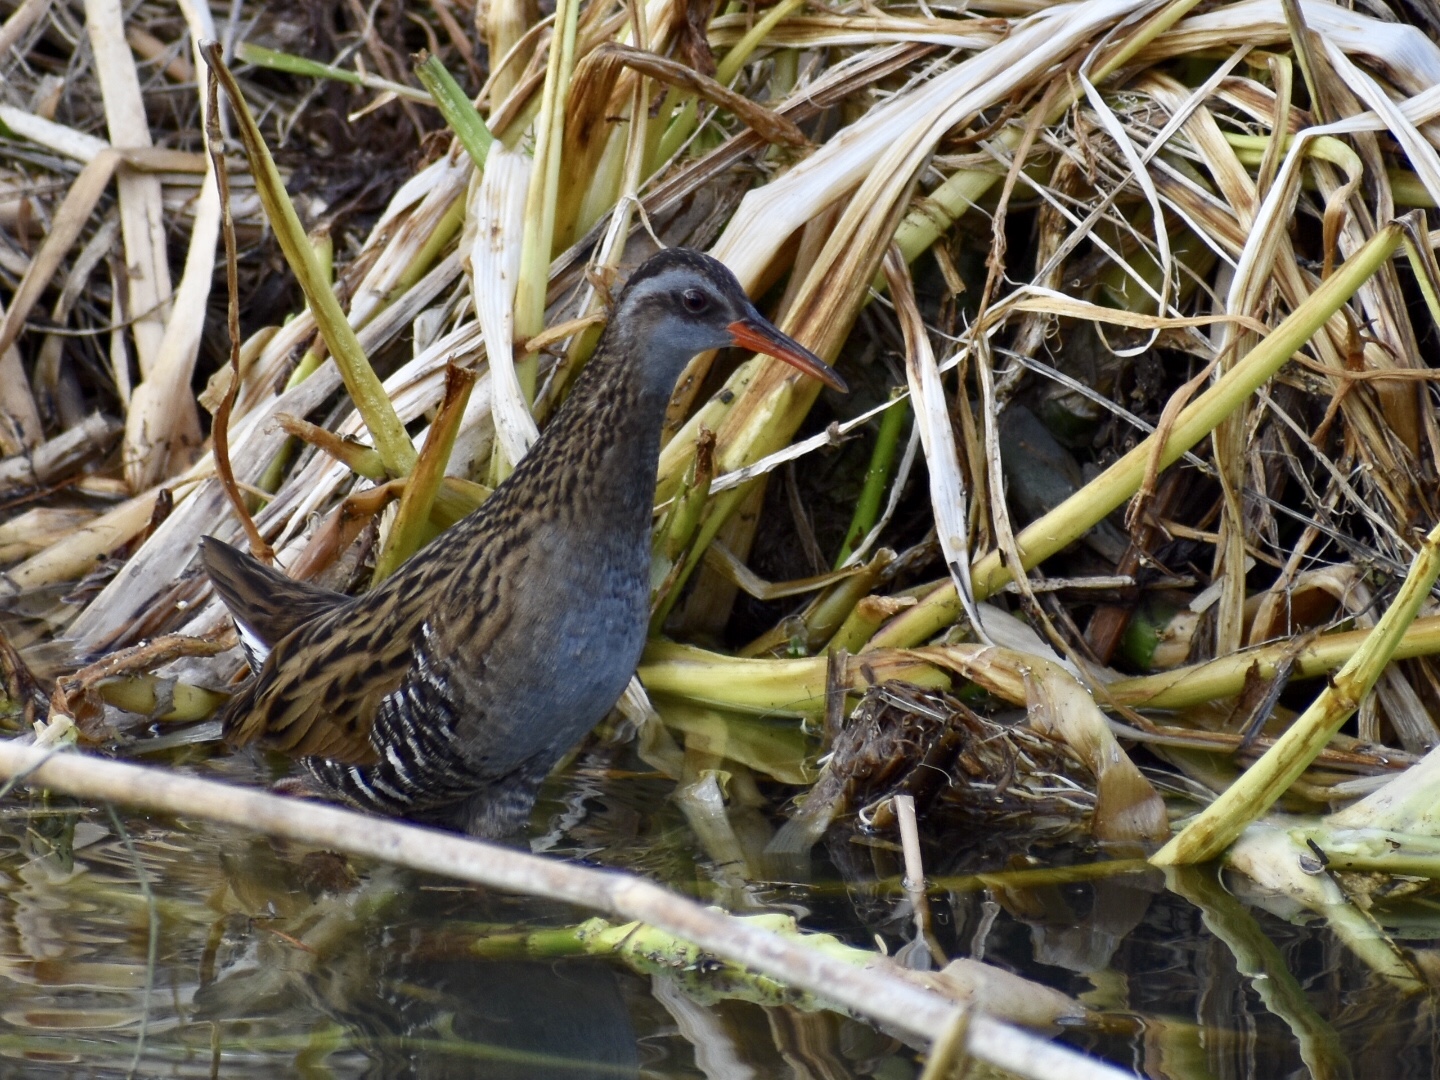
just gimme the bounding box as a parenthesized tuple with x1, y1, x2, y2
(0, 740, 1131, 1080)
(0, 487, 168, 594)
(0, 152, 120, 360)
(83, 0, 172, 378)
(0, 104, 104, 165)
(120, 0, 223, 490)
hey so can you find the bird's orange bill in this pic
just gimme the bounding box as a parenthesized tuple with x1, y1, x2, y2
(728, 317, 848, 393)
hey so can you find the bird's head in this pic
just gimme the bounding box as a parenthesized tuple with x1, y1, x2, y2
(612, 249, 848, 395)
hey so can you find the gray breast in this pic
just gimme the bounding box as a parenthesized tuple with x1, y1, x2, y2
(442, 519, 650, 772)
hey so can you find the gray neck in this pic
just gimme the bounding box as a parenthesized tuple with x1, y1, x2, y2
(497, 317, 695, 544)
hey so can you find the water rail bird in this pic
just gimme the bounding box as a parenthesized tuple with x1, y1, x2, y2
(202, 248, 847, 837)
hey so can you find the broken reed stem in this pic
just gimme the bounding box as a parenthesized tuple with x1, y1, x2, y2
(895, 793, 925, 891)
(371, 364, 477, 582)
(1110, 615, 1440, 709)
(1153, 517, 1440, 865)
(0, 742, 1129, 1080)
(413, 51, 495, 168)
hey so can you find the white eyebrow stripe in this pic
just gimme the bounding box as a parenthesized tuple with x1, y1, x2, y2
(620, 270, 685, 305)
(618, 264, 737, 312)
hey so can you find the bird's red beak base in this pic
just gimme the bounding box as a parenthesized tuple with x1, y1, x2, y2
(727, 318, 848, 393)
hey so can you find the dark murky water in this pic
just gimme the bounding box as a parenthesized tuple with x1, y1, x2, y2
(1, 745, 1435, 1079)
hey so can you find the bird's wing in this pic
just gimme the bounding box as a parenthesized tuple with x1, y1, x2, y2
(214, 501, 527, 768)
(201, 537, 348, 665)
(218, 595, 424, 766)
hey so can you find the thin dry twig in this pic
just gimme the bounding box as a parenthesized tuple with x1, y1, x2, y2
(203, 58, 271, 563)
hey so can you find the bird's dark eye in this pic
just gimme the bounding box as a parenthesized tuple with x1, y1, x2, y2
(681, 288, 708, 313)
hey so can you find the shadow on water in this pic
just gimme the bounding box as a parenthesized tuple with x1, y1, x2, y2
(1, 747, 1438, 1078)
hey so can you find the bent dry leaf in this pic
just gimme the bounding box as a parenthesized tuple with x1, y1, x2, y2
(915, 644, 1168, 845)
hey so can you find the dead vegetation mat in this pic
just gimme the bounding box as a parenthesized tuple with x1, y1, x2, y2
(3, 0, 1440, 859)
